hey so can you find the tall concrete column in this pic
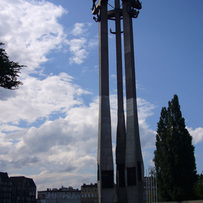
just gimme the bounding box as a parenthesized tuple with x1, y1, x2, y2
(97, 0, 114, 202)
(122, 0, 144, 202)
(114, 0, 127, 202)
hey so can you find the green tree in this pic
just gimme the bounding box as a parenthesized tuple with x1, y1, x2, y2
(0, 42, 23, 90)
(195, 173, 203, 199)
(154, 94, 197, 201)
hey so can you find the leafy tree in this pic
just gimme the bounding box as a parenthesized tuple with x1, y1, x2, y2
(154, 94, 197, 201)
(195, 173, 203, 199)
(0, 42, 23, 90)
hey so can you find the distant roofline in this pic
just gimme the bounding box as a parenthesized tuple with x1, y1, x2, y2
(38, 186, 81, 193)
(81, 183, 97, 188)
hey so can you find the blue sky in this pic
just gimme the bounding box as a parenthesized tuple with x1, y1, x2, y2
(0, 0, 202, 191)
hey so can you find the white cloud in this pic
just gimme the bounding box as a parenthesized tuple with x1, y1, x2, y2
(71, 23, 87, 37)
(0, 0, 67, 72)
(68, 38, 88, 64)
(0, 0, 97, 68)
(1, 99, 99, 189)
(32, 170, 96, 190)
(187, 127, 203, 144)
(88, 38, 98, 49)
(0, 73, 90, 124)
(137, 98, 156, 148)
(67, 23, 97, 65)
(0, 94, 156, 190)
(0, 0, 158, 191)
(0, 0, 99, 189)
(138, 98, 155, 119)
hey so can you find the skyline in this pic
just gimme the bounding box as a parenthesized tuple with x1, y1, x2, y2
(0, 0, 203, 191)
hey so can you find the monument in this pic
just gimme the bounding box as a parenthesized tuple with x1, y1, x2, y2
(92, 0, 144, 202)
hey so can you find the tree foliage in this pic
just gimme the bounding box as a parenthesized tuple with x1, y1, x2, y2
(154, 94, 197, 201)
(195, 173, 203, 199)
(0, 42, 23, 90)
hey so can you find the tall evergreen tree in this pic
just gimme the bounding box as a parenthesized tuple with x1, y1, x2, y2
(0, 42, 23, 90)
(195, 173, 203, 199)
(154, 94, 197, 201)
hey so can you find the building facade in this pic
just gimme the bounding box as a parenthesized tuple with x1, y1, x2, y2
(0, 172, 36, 203)
(38, 186, 81, 203)
(10, 176, 36, 203)
(81, 183, 98, 203)
(0, 172, 12, 203)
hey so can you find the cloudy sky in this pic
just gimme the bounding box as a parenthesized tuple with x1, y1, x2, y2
(0, 0, 203, 191)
